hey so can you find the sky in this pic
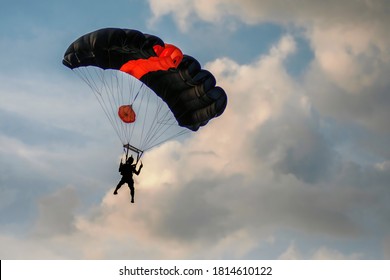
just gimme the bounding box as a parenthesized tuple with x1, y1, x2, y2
(0, 0, 389, 259)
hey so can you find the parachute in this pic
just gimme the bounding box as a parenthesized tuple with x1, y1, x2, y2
(62, 28, 227, 160)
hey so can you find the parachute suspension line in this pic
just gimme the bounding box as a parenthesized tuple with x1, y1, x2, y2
(143, 110, 187, 151)
(137, 89, 165, 151)
(121, 80, 144, 149)
(120, 69, 140, 145)
(95, 69, 126, 144)
(115, 70, 138, 145)
(112, 70, 129, 144)
(103, 55, 124, 142)
(115, 74, 150, 148)
(74, 68, 125, 144)
(138, 87, 152, 151)
(146, 130, 188, 152)
(74, 67, 189, 154)
(133, 83, 144, 104)
(119, 73, 129, 143)
(140, 93, 189, 152)
(101, 70, 118, 131)
(129, 82, 146, 147)
(139, 81, 191, 151)
(119, 78, 185, 153)
(142, 96, 167, 149)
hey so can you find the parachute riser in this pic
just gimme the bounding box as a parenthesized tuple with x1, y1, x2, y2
(123, 143, 144, 163)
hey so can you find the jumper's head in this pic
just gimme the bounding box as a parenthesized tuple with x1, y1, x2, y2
(127, 156, 134, 164)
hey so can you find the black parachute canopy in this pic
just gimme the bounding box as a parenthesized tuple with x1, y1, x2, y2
(63, 28, 227, 131)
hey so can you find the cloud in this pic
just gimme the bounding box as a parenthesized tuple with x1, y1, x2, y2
(1, 30, 389, 259)
(278, 242, 302, 259)
(310, 246, 363, 260)
(158, 0, 388, 27)
(1, 1, 389, 259)
(148, 0, 390, 134)
(4, 34, 381, 259)
(251, 101, 337, 183)
(33, 187, 80, 237)
(84, 27, 389, 258)
(148, 0, 389, 29)
(279, 242, 363, 259)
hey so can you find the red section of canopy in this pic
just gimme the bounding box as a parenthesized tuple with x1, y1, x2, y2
(118, 105, 136, 123)
(119, 44, 183, 79)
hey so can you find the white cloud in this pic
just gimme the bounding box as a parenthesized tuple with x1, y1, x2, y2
(279, 242, 363, 259)
(148, 0, 390, 134)
(2, 34, 384, 259)
(1, 0, 389, 259)
(148, 0, 240, 31)
(148, 0, 390, 30)
(278, 242, 302, 259)
(311, 246, 363, 260)
(33, 186, 80, 237)
(0, 35, 298, 259)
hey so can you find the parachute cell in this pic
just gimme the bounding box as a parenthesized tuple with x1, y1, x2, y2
(119, 44, 183, 79)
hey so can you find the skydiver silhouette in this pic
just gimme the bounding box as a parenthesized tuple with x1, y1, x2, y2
(113, 155, 143, 203)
